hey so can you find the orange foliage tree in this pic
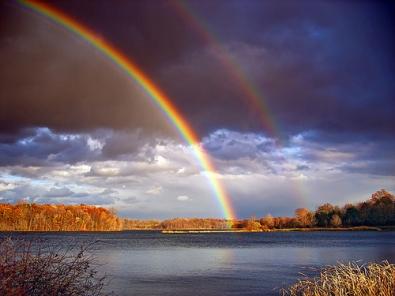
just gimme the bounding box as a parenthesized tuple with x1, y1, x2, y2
(0, 203, 122, 231)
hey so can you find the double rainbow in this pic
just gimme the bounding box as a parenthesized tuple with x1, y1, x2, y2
(19, 0, 236, 221)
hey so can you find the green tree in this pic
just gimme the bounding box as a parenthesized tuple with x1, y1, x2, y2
(315, 203, 334, 227)
(343, 205, 361, 226)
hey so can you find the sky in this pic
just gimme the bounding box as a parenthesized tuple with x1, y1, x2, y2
(0, 0, 394, 219)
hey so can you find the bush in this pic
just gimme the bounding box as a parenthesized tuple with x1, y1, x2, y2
(282, 261, 395, 296)
(0, 238, 110, 296)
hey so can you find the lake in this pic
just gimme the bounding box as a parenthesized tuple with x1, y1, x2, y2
(1, 231, 395, 295)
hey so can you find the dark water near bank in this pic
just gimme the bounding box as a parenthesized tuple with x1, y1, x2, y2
(2, 231, 395, 296)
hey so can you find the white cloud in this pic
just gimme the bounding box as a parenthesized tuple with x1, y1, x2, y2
(146, 185, 162, 195)
(177, 195, 190, 202)
(1, 128, 394, 219)
(87, 137, 104, 151)
(0, 181, 16, 192)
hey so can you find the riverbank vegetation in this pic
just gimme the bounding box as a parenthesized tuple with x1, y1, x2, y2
(0, 238, 108, 296)
(0, 189, 393, 231)
(253, 189, 395, 231)
(282, 261, 395, 296)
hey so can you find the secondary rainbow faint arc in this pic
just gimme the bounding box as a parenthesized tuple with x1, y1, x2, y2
(171, 1, 279, 139)
(19, 0, 236, 221)
(172, 1, 310, 207)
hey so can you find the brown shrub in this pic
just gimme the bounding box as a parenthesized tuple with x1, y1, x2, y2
(0, 238, 110, 296)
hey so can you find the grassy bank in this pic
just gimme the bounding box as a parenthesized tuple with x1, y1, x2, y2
(162, 229, 263, 234)
(269, 226, 382, 232)
(282, 261, 395, 296)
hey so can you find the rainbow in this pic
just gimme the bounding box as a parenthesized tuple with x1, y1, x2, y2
(18, 0, 236, 221)
(171, 1, 280, 139)
(171, 1, 311, 207)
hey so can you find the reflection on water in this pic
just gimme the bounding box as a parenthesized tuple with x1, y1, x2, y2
(1, 231, 394, 296)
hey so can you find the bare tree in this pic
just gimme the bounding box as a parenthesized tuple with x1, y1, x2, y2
(0, 238, 112, 296)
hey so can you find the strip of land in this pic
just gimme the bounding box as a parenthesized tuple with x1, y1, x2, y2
(161, 226, 382, 234)
(0, 189, 394, 232)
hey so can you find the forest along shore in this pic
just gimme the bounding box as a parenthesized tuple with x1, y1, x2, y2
(0, 189, 394, 232)
(161, 226, 383, 234)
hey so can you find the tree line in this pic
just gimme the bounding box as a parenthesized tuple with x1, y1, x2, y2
(0, 189, 393, 231)
(0, 202, 230, 231)
(0, 203, 122, 231)
(241, 189, 395, 231)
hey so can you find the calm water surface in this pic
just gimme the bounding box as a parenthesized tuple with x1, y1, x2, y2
(2, 231, 395, 296)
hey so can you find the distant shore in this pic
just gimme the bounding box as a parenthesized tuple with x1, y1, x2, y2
(161, 226, 385, 233)
(1, 190, 394, 232)
(1, 226, 390, 233)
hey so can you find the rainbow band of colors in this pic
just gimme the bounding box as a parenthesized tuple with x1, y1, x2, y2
(171, 1, 279, 139)
(171, 2, 308, 207)
(19, 0, 236, 221)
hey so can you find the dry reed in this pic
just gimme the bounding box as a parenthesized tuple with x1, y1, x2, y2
(282, 261, 395, 296)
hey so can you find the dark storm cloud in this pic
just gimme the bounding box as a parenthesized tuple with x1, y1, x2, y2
(1, 0, 394, 141)
(0, 127, 166, 167)
(341, 160, 395, 177)
(0, 128, 99, 166)
(157, 0, 395, 139)
(1, 0, 394, 178)
(201, 129, 395, 177)
(0, 1, 173, 136)
(101, 130, 157, 159)
(288, 131, 395, 176)
(46, 0, 204, 73)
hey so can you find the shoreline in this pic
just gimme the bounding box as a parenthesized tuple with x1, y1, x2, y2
(1, 226, 392, 233)
(161, 226, 383, 233)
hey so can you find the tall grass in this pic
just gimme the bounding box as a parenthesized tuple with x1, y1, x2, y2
(282, 261, 395, 296)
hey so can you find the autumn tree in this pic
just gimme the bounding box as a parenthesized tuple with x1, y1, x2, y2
(260, 214, 274, 229)
(245, 217, 261, 231)
(330, 214, 342, 227)
(367, 189, 395, 225)
(0, 203, 122, 231)
(294, 208, 314, 227)
(159, 218, 229, 230)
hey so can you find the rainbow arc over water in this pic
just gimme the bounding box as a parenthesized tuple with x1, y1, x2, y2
(19, 0, 236, 221)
